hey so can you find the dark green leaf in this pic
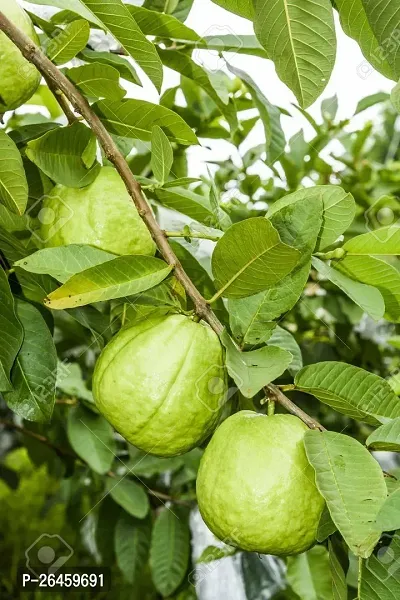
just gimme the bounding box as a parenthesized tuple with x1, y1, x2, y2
(0, 130, 28, 215)
(0, 269, 23, 392)
(106, 476, 149, 519)
(115, 512, 151, 583)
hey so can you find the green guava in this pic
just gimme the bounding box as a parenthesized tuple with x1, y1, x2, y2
(40, 167, 156, 255)
(196, 412, 325, 556)
(0, 0, 41, 112)
(93, 314, 227, 457)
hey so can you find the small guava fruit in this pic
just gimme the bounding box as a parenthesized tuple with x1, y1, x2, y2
(196, 411, 325, 556)
(93, 314, 227, 457)
(40, 167, 156, 256)
(0, 0, 41, 112)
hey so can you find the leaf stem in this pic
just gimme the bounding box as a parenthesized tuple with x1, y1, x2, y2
(0, 12, 325, 434)
(164, 230, 221, 242)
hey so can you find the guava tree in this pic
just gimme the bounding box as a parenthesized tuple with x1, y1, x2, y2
(0, 1, 400, 599)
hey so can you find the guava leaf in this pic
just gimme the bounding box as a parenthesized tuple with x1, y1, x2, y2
(335, 255, 400, 322)
(106, 476, 149, 519)
(328, 539, 347, 600)
(66, 63, 126, 101)
(79, 49, 141, 86)
(67, 404, 116, 474)
(25, 122, 101, 188)
(46, 19, 90, 65)
(4, 301, 57, 423)
(312, 257, 385, 321)
(287, 545, 332, 600)
(150, 507, 190, 597)
(151, 126, 173, 185)
(154, 187, 229, 230)
(252, 0, 336, 108)
(211, 0, 253, 19)
(304, 431, 387, 558)
(295, 361, 400, 425)
(128, 5, 200, 41)
(268, 186, 356, 251)
(355, 93, 391, 115)
(267, 326, 303, 376)
(78, 0, 163, 91)
(0, 130, 28, 216)
(44, 256, 173, 309)
(376, 489, 400, 532)
(0, 270, 23, 392)
(367, 418, 400, 451)
(359, 534, 400, 599)
(221, 330, 293, 397)
(361, 0, 400, 79)
(343, 227, 400, 255)
(93, 99, 198, 145)
(15, 245, 115, 283)
(115, 512, 151, 584)
(212, 217, 300, 299)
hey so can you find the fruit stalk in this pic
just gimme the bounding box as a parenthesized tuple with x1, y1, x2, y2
(0, 11, 323, 432)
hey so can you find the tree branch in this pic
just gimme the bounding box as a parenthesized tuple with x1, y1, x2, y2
(43, 74, 77, 124)
(0, 418, 76, 457)
(265, 384, 326, 431)
(0, 11, 323, 432)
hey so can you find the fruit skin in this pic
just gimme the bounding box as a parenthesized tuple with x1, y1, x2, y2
(0, 0, 41, 112)
(196, 412, 325, 556)
(40, 167, 156, 256)
(93, 314, 227, 457)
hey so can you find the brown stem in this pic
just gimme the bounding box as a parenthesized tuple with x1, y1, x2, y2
(43, 74, 77, 124)
(0, 418, 76, 457)
(0, 11, 322, 432)
(265, 384, 326, 431)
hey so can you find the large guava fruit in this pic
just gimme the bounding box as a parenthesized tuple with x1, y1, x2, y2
(93, 314, 227, 457)
(196, 411, 325, 556)
(40, 167, 156, 256)
(0, 0, 41, 112)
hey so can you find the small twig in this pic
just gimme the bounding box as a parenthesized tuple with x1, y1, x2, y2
(265, 384, 326, 431)
(55, 397, 78, 406)
(164, 230, 221, 242)
(107, 470, 191, 506)
(0, 418, 76, 457)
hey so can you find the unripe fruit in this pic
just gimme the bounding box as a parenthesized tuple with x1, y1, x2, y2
(40, 167, 156, 256)
(196, 412, 325, 556)
(0, 0, 41, 112)
(93, 314, 227, 457)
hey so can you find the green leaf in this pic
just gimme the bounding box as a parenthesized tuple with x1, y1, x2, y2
(150, 507, 190, 597)
(287, 545, 332, 600)
(295, 361, 400, 425)
(24, 0, 100, 24)
(253, 0, 336, 108)
(212, 217, 300, 299)
(128, 4, 200, 41)
(312, 257, 385, 321)
(197, 545, 237, 563)
(361, 0, 400, 79)
(192, 35, 268, 58)
(151, 126, 173, 185)
(221, 330, 293, 398)
(157, 49, 238, 135)
(0, 130, 28, 215)
(46, 19, 90, 65)
(267, 326, 303, 376)
(67, 404, 116, 474)
(93, 99, 198, 145)
(78, 0, 163, 91)
(0, 270, 23, 392)
(268, 186, 356, 251)
(343, 227, 400, 255)
(328, 539, 347, 600)
(4, 301, 57, 423)
(211, 0, 253, 19)
(335, 0, 394, 80)
(154, 187, 229, 230)
(115, 512, 151, 584)
(335, 255, 400, 322)
(15, 245, 115, 283)
(227, 63, 285, 163)
(66, 63, 126, 101)
(359, 534, 400, 599)
(44, 256, 173, 309)
(317, 505, 337, 542)
(79, 49, 141, 86)
(25, 122, 101, 188)
(376, 489, 400, 532)
(367, 418, 400, 451)
(355, 92, 391, 115)
(57, 362, 93, 402)
(106, 476, 149, 519)
(304, 431, 387, 558)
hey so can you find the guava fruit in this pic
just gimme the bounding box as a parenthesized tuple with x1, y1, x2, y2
(0, 0, 41, 112)
(40, 167, 156, 255)
(93, 314, 227, 457)
(196, 412, 325, 556)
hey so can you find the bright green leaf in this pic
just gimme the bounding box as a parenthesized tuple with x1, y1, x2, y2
(0, 130, 28, 215)
(46, 19, 90, 65)
(151, 126, 173, 185)
(343, 227, 400, 255)
(79, 49, 141, 86)
(367, 418, 400, 451)
(66, 63, 126, 101)
(287, 545, 332, 600)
